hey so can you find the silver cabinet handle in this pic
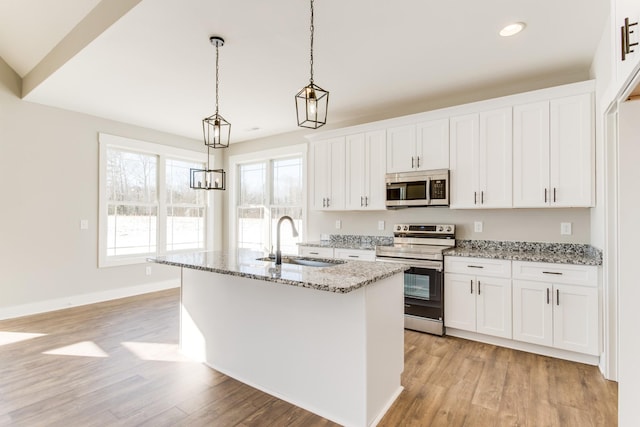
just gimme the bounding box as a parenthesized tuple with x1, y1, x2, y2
(481, 191, 484, 204)
(326, 197, 330, 207)
(553, 187, 557, 203)
(467, 265, 484, 269)
(556, 289, 560, 306)
(543, 271, 563, 275)
(411, 156, 415, 168)
(545, 188, 548, 203)
(348, 255, 359, 258)
(416, 156, 420, 168)
(470, 279, 473, 294)
(360, 196, 364, 207)
(309, 251, 319, 255)
(478, 281, 481, 295)
(365, 196, 368, 206)
(546, 288, 550, 304)
(474, 191, 477, 205)
(322, 197, 326, 208)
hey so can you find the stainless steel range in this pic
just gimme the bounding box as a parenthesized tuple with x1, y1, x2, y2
(375, 224, 455, 336)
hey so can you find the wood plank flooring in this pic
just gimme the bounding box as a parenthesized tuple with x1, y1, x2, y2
(0, 289, 617, 426)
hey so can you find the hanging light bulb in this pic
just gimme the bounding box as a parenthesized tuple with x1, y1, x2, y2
(295, 0, 329, 129)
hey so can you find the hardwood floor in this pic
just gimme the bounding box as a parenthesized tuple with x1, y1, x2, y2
(0, 289, 617, 426)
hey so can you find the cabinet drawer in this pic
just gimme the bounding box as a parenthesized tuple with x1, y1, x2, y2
(298, 246, 334, 258)
(334, 248, 376, 261)
(512, 261, 597, 286)
(445, 256, 511, 278)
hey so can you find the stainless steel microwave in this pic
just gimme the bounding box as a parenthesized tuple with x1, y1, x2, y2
(385, 169, 449, 208)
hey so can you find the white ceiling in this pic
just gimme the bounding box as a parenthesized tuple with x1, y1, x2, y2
(0, 0, 609, 143)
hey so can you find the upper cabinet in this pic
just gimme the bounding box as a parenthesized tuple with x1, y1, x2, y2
(386, 119, 449, 173)
(345, 130, 387, 210)
(615, 0, 640, 88)
(311, 137, 346, 210)
(513, 93, 594, 208)
(449, 108, 512, 209)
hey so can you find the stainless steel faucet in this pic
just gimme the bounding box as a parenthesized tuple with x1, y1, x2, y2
(276, 215, 299, 265)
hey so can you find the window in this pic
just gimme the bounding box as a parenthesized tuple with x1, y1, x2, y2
(99, 134, 211, 266)
(231, 145, 306, 255)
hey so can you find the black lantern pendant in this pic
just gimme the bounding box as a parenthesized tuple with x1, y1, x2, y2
(203, 36, 231, 148)
(295, 0, 329, 129)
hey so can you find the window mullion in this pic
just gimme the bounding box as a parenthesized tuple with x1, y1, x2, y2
(157, 154, 167, 255)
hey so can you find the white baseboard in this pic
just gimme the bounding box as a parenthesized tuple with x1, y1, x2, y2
(0, 280, 180, 321)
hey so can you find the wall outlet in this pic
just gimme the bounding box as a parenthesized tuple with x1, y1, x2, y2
(378, 220, 385, 231)
(335, 220, 342, 229)
(145, 266, 152, 276)
(561, 222, 572, 235)
(80, 219, 89, 230)
(474, 221, 483, 233)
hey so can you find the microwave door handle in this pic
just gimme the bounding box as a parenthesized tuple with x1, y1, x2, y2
(426, 177, 431, 205)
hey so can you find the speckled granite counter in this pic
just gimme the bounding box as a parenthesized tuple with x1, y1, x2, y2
(445, 240, 602, 266)
(149, 249, 407, 293)
(298, 234, 393, 251)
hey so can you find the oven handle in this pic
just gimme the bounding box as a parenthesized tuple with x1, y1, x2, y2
(376, 256, 443, 271)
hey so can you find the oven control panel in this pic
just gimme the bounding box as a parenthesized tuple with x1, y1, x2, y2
(394, 224, 455, 235)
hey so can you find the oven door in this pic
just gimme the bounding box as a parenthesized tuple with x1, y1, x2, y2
(375, 257, 444, 321)
(404, 266, 443, 321)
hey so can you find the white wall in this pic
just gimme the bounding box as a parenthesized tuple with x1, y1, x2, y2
(0, 57, 219, 315)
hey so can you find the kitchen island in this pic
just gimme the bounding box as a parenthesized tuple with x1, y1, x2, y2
(149, 250, 407, 427)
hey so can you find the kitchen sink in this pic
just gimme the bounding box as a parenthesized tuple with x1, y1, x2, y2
(256, 256, 345, 268)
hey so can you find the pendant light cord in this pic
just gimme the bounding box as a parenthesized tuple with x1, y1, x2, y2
(215, 42, 220, 115)
(309, 0, 314, 84)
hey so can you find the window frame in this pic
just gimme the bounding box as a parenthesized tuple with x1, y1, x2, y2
(98, 133, 213, 267)
(228, 144, 307, 254)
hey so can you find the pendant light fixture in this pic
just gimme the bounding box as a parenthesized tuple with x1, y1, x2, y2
(295, 0, 329, 129)
(190, 35, 229, 191)
(203, 36, 231, 148)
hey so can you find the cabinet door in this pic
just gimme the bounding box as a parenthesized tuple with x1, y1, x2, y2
(311, 141, 330, 210)
(553, 283, 599, 355)
(386, 125, 416, 173)
(549, 94, 594, 207)
(416, 119, 449, 170)
(326, 137, 346, 210)
(615, 0, 640, 88)
(513, 101, 550, 207)
(512, 280, 553, 347)
(345, 134, 366, 210)
(364, 130, 387, 210)
(479, 108, 512, 208)
(444, 273, 476, 331)
(476, 276, 512, 339)
(449, 114, 479, 208)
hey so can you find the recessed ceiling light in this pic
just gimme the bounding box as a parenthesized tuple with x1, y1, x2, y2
(499, 22, 526, 37)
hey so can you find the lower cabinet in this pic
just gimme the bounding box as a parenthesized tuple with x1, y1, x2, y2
(444, 257, 512, 339)
(445, 257, 600, 357)
(298, 245, 376, 261)
(512, 261, 599, 355)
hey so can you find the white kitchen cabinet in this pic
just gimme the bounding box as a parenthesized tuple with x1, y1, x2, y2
(311, 137, 346, 210)
(298, 246, 334, 258)
(513, 93, 594, 207)
(345, 130, 386, 210)
(614, 0, 640, 89)
(444, 257, 512, 339)
(449, 108, 512, 209)
(512, 261, 599, 355)
(334, 248, 376, 261)
(386, 119, 448, 173)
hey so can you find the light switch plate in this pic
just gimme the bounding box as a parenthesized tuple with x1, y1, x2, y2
(561, 222, 572, 235)
(145, 266, 152, 275)
(80, 219, 89, 230)
(474, 221, 483, 233)
(335, 220, 341, 229)
(378, 220, 385, 231)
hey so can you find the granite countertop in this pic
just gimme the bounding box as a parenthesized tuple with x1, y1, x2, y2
(298, 234, 393, 251)
(445, 240, 602, 266)
(149, 250, 407, 294)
